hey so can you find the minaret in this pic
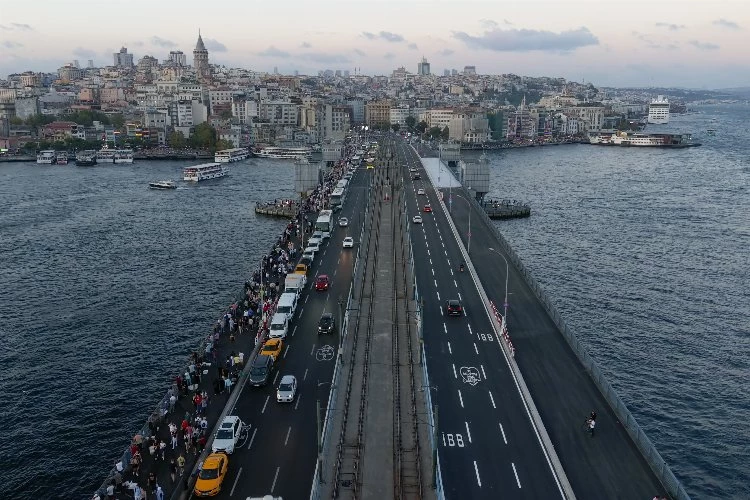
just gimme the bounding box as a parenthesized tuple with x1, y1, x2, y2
(193, 30, 210, 82)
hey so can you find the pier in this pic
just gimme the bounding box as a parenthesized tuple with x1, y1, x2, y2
(480, 198, 531, 219)
(254, 200, 298, 218)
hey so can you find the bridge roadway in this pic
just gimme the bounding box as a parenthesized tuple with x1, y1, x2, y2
(400, 140, 668, 499)
(208, 165, 371, 500)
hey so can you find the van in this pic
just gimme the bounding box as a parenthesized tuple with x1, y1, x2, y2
(269, 313, 289, 339)
(284, 274, 306, 295)
(276, 293, 298, 319)
(294, 263, 308, 276)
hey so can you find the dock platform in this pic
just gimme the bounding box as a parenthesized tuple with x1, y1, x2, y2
(480, 198, 531, 219)
(254, 202, 297, 218)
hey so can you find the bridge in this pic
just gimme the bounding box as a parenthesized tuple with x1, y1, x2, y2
(178, 136, 685, 500)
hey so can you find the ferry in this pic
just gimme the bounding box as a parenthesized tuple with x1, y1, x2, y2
(36, 150, 56, 164)
(183, 162, 228, 182)
(589, 131, 700, 148)
(647, 95, 670, 124)
(215, 148, 249, 163)
(113, 149, 134, 164)
(149, 180, 177, 190)
(97, 147, 116, 163)
(253, 146, 312, 159)
(56, 152, 69, 165)
(75, 151, 97, 166)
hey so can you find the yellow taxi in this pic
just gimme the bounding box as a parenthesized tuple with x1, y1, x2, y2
(193, 452, 229, 497)
(260, 338, 284, 361)
(294, 263, 308, 276)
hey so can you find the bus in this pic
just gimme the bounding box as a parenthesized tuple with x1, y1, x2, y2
(330, 187, 346, 210)
(315, 210, 333, 238)
(336, 179, 348, 191)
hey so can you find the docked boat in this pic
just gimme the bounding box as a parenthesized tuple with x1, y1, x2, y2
(56, 152, 69, 165)
(647, 95, 670, 124)
(589, 131, 700, 148)
(75, 151, 98, 166)
(253, 146, 312, 159)
(183, 162, 228, 182)
(215, 148, 249, 163)
(97, 147, 115, 163)
(149, 180, 177, 190)
(36, 150, 56, 164)
(113, 149, 134, 164)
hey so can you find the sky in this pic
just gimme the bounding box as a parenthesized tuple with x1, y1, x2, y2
(1, 0, 749, 88)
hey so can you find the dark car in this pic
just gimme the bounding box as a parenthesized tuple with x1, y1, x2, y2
(318, 312, 335, 334)
(248, 354, 274, 386)
(300, 255, 313, 268)
(445, 300, 463, 316)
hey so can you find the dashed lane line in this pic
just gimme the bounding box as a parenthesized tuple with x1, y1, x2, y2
(292, 325, 298, 337)
(474, 343, 479, 355)
(247, 427, 257, 449)
(452, 364, 457, 379)
(489, 391, 496, 409)
(443, 323, 447, 334)
(295, 394, 302, 410)
(465, 421, 473, 443)
(229, 466, 243, 496)
(283, 345, 290, 358)
(458, 292, 462, 301)
(272, 371, 280, 385)
(261, 395, 270, 414)
(512, 463, 522, 488)
(447, 341, 452, 354)
(499, 422, 508, 444)
(432, 268, 435, 276)
(284, 426, 292, 446)
(310, 344, 316, 356)
(480, 365, 487, 380)
(437, 291, 441, 301)
(453, 279, 458, 288)
(467, 324, 473, 335)
(474, 461, 482, 487)
(458, 389, 464, 408)
(434, 279, 438, 288)
(303, 368, 308, 381)
(271, 466, 281, 493)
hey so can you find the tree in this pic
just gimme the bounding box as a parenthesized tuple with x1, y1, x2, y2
(441, 126, 449, 140)
(416, 120, 428, 134)
(169, 131, 187, 149)
(189, 123, 219, 150)
(216, 139, 235, 150)
(405, 115, 416, 132)
(391, 123, 400, 133)
(9, 116, 23, 126)
(428, 126, 442, 139)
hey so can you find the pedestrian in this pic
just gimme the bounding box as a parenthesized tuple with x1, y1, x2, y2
(159, 439, 166, 461)
(588, 417, 596, 437)
(177, 453, 186, 476)
(155, 485, 165, 500)
(170, 458, 177, 482)
(171, 430, 178, 450)
(147, 472, 157, 496)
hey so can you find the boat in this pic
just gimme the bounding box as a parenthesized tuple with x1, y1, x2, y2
(75, 151, 97, 166)
(183, 162, 228, 182)
(56, 152, 69, 165)
(149, 180, 177, 190)
(36, 150, 56, 164)
(215, 148, 249, 163)
(589, 131, 700, 148)
(97, 147, 115, 163)
(647, 95, 670, 124)
(252, 146, 312, 159)
(113, 149, 134, 164)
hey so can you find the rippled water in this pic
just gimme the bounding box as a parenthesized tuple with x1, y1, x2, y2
(0, 158, 295, 499)
(469, 105, 749, 499)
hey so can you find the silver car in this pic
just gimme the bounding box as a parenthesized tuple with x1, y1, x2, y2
(277, 375, 298, 403)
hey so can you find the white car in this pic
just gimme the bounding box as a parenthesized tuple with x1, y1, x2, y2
(302, 249, 315, 261)
(339, 217, 349, 227)
(211, 415, 243, 454)
(412, 215, 423, 224)
(306, 240, 320, 254)
(277, 375, 298, 403)
(343, 236, 354, 248)
(417, 188, 425, 195)
(309, 233, 323, 246)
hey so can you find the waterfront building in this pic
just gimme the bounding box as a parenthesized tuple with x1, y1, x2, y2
(448, 110, 490, 143)
(113, 47, 134, 68)
(317, 104, 351, 142)
(41, 121, 82, 141)
(193, 32, 211, 82)
(425, 108, 453, 130)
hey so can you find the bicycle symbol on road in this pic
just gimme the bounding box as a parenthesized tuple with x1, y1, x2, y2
(316, 345, 335, 361)
(459, 366, 481, 386)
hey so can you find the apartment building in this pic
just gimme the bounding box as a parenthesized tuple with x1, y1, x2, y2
(364, 99, 391, 127)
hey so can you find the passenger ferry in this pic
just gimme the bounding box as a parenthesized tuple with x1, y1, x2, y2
(113, 149, 134, 164)
(97, 147, 116, 163)
(647, 95, 670, 124)
(215, 148, 249, 163)
(36, 150, 56, 164)
(183, 162, 228, 182)
(75, 151, 97, 166)
(56, 152, 69, 165)
(253, 146, 312, 159)
(589, 131, 700, 148)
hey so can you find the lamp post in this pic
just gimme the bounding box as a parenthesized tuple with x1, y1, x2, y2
(452, 192, 472, 255)
(488, 247, 509, 327)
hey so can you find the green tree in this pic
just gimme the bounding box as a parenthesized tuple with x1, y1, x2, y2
(216, 139, 235, 150)
(109, 114, 125, 129)
(189, 122, 218, 150)
(416, 120, 428, 134)
(405, 115, 416, 132)
(428, 126, 442, 139)
(441, 126, 449, 140)
(391, 123, 400, 133)
(9, 116, 23, 126)
(169, 131, 187, 149)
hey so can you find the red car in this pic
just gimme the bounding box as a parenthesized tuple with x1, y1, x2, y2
(445, 300, 463, 316)
(423, 204, 432, 213)
(315, 274, 330, 291)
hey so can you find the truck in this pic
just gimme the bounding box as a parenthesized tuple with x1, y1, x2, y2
(284, 274, 306, 296)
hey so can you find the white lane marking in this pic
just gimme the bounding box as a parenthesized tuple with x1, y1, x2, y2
(443, 323, 447, 334)
(453, 279, 458, 288)
(512, 463, 522, 488)
(489, 391, 496, 409)
(303, 368, 308, 381)
(247, 427, 257, 449)
(440, 307, 444, 316)
(458, 292, 462, 301)
(431, 268, 435, 276)
(292, 325, 298, 337)
(474, 461, 482, 487)
(427, 248, 431, 256)
(452, 364, 457, 378)
(458, 389, 464, 408)
(271, 466, 281, 492)
(283, 345, 290, 358)
(463, 308, 467, 317)
(434, 279, 438, 287)
(465, 421, 473, 443)
(425, 241, 429, 248)
(474, 343, 479, 355)
(447, 258, 451, 266)
(499, 422, 508, 444)
(481, 365, 487, 380)
(229, 466, 243, 496)
(305, 295, 309, 303)
(447, 341, 452, 354)
(450, 268, 454, 276)
(261, 395, 270, 414)
(310, 344, 316, 355)
(273, 371, 280, 385)
(299, 307, 304, 315)
(442, 241, 445, 248)
(337, 257, 340, 264)
(437, 291, 441, 301)
(284, 426, 292, 446)
(294, 394, 302, 410)
(429, 258, 433, 265)
(468, 324, 473, 335)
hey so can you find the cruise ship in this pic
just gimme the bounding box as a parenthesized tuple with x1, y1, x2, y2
(647, 95, 670, 124)
(36, 150, 56, 164)
(113, 149, 134, 164)
(253, 146, 312, 159)
(589, 131, 700, 148)
(215, 148, 249, 163)
(183, 162, 228, 182)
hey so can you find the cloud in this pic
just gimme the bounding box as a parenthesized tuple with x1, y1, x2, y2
(408, 43, 418, 50)
(303, 52, 351, 64)
(713, 18, 741, 30)
(2, 40, 23, 49)
(383, 52, 396, 59)
(0, 22, 33, 31)
(150, 36, 177, 48)
(258, 46, 290, 58)
(353, 48, 366, 56)
(655, 22, 685, 31)
(689, 40, 720, 50)
(130, 41, 144, 47)
(203, 38, 227, 52)
(480, 19, 498, 29)
(300, 42, 312, 48)
(439, 49, 454, 56)
(453, 26, 598, 52)
(633, 32, 663, 49)
(73, 47, 98, 58)
(362, 31, 406, 43)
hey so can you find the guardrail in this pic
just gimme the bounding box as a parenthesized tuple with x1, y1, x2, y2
(460, 176, 690, 499)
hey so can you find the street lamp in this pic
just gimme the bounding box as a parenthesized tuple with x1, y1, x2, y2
(451, 192, 472, 255)
(488, 247, 509, 327)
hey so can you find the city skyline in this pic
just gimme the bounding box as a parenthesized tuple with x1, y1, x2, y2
(1, 0, 749, 88)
